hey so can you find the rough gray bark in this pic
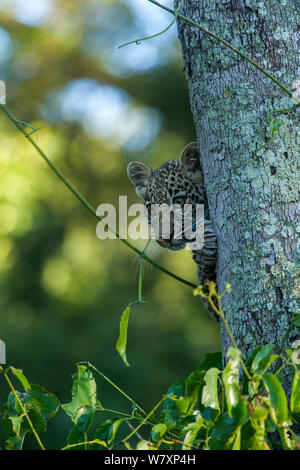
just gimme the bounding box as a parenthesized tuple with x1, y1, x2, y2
(175, 0, 300, 358)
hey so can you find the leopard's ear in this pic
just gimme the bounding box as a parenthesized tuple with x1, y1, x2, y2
(179, 142, 203, 183)
(127, 161, 151, 198)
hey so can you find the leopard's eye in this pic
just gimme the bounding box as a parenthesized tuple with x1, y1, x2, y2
(173, 195, 187, 206)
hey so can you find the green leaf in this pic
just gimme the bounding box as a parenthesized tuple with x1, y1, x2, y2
(202, 368, 220, 412)
(7, 392, 21, 416)
(198, 352, 223, 372)
(226, 347, 241, 362)
(182, 413, 203, 450)
(263, 373, 290, 427)
(62, 365, 97, 423)
(247, 404, 269, 450)
(252, 407, 268, 421)
(1, 403, 16, 438)
(209, 412, 238, 450)
(5, 435, 25, 450)
(7, 399, 47, 437)
(136, 440, 154, 450)
(116, 305, 131, 367)
(184, 370, 202, 397)
(277, 426, 297, 450)
(290, 340, 300, 365)
(251, 344, 275, 374)
(22, 385, 60, 420)
(223, 349, 248, 424)
(67, 411, 94, 448)
(3, 388, 55, 438)
(241, 417, 268, 451)
(249, 345, 278, 395)
(292, 314, 300, 327)
(231, 427, 241, 450)
(200, 406, 219, 422)
(23, 408, 47, 435)
(184, 370, 203, 414)
(9, 416, 23, 436)
(290, 370, 300, 421)
(162, 380, 185, 428)
(151, 423, 167, 442)
(10, 367, 31, 391)
(242, 346, 263, 394)
(92, 418, 126, 449)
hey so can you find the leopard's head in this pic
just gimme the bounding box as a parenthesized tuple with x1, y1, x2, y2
(127, 143, 207, 251)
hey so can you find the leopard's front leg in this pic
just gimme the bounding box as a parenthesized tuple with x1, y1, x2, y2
(192, 219, 218, 320)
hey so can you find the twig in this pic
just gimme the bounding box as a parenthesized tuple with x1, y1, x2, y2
(61, 439, 107, 450)
(122, 396, 165, 444)
(81, 361, 147, 417)
(126, 420, 145, 441)
(119, 0, 183, 49)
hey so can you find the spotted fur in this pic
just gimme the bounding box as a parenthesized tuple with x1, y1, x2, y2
(127, 143, 218, 319)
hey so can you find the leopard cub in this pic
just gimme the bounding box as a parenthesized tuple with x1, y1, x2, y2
(127, 143, 218, 319)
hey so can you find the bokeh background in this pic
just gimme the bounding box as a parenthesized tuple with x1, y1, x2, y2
(0, 0, 220, 448)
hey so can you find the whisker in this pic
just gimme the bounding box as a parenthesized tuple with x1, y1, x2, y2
(174, 214, 205, 239)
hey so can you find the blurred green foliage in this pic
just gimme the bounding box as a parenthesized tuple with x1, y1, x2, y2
(0, 0, 219, 448)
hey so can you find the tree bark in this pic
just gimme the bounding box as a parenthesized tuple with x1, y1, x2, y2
(175, 0, 299, 359)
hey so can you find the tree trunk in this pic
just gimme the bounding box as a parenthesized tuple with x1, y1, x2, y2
(175, 0, 299, 359)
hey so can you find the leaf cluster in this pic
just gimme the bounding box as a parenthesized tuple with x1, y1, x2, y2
(1, 342, 299, 450)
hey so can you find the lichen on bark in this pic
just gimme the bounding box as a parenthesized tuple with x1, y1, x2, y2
(174, 0, 300, 358)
